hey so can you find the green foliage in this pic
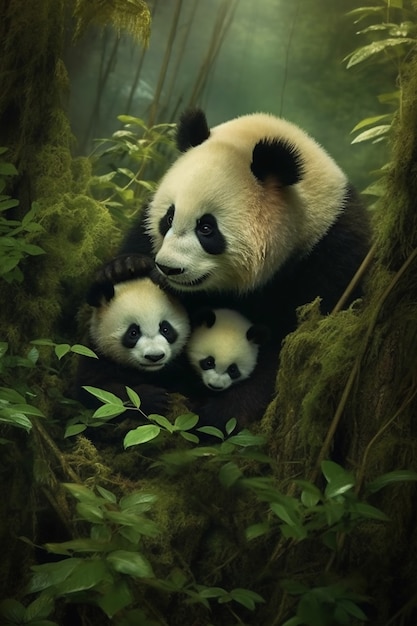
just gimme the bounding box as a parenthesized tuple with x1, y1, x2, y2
(7, 481, 265, 624)
(345, 0, 417, 199)
(90, 115, 177, 223)
(0, 149, 45, 283)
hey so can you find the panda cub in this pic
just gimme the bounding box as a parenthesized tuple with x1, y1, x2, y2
(187, 308, 268, 392)
(76, 254, 190, 418)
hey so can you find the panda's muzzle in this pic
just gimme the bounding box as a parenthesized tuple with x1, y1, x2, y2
(156, 263, 184, 276)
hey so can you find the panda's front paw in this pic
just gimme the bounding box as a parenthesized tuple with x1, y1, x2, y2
(101, 254, 156, 285)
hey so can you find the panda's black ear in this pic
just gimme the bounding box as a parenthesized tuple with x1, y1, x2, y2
(87, 280, 115, 308)
(192, 307, 216, 329)
(247, 324, 270, 345)
(251, 139, 304, 187)
(177, 109, 210, 152)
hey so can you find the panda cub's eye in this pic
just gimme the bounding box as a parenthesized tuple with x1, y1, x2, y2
(122, 323, 141, 349)
(200, 356, 215, 370)
(227, 364, 241, 380)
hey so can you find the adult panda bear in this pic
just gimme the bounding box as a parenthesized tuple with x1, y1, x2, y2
(117, 109, 371, 429)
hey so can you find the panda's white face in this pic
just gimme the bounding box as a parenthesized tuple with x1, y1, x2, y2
(187, 309, 260, 391)
(90, 278, 190, 371)
(146, 112, 348, 294)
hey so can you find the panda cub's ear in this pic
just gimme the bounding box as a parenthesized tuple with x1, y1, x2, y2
(86, 280, 115, 308)
(251, 139, 304, 187)
(246, 324, 270, 345)
(177, 109, 210, 152)
(191, 307, 216, 328)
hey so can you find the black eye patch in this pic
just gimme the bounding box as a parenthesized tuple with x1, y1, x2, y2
(200, 356, 215, 371)
(227, 363, 241, 380)
(159, 205, 175, 237)
(122, 323, 141, 348)
(159, 320, 178, 344)
(195, 213, 226, 255)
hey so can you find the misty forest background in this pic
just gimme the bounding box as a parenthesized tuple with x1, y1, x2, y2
(1, 1, 417, 626)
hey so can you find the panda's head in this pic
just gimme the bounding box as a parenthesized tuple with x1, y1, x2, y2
(88, 276, 190, 371)
(187, 308, 268, 391)
(147, 109, 347, 294)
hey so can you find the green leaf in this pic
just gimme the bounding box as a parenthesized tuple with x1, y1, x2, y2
(367, 470, 417, 493)
(107, 550, 154, 578)
(125, 386, 141, 408)
(174, 412, 199, 431)
(97, 579, 133, 618)
(197, 425, 224, 440)
(148, 413, 174, 431)
(179, 431, 200, 444)
(119, 491, 157, 511)
(54, 344, 70, 360)
(76, 502, 104, 523)
(0, 387, 25, 403)
(96, 485, 117, 504)
(23, 594, 54, 621)
(0, 599, 25, 621)
(345, 38, 415, 68)
(226, 431, 266, 447)
(28, 558, 83, 593)
(351, 114, 392, 133)
(82, 386, 124, 405)
(230, 588, 264, 610)
(0, 162, 18, 176)
(322, 460, 355, 497)
(55, 559, 112, 594)
(70, 344, 98, 358)
(92, 403, 126, 419)
(352, 125, 391, 144)
(0, 342, 8, 358)
(218, 461, 242, 488)
(245, 522, 270, 541)
(123, 424, 160, 448)
(352, 502, 389, 521)
(63, 483, 102, 503)
(270, 502, 300, 527)
(64, 423, 87, 437)
(225, 418, 237, 435)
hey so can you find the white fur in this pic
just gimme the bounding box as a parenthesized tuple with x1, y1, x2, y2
(146, 113, 347, 293)
(90, 278, 190, 371)
(187, 309, 259, 391)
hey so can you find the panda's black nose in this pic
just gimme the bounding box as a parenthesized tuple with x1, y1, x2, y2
(145, 353, 165, 362)
(156, 263, 184, 276)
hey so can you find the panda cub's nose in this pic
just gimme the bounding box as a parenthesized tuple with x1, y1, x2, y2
(156, 263, 184, 276)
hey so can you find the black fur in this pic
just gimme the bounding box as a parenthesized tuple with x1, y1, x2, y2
(176, 109, 210, 152)
(251, 139, 304, 186)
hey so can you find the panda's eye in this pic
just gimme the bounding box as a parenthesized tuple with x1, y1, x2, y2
(198, 221, 213, 236)
(227, 364, 241, 380)
(159, 320, 178, 344)
(200, 356, 215, 370)
(122, 323, 141, 348)
(196, 213, 217, 237)
(159, 205, 175, 237)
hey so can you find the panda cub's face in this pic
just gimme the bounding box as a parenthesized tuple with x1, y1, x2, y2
(187, 308, 264, 391)
(90, 278, 190, 371)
